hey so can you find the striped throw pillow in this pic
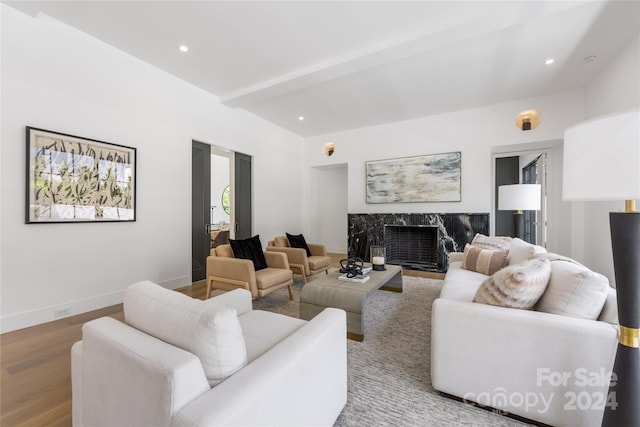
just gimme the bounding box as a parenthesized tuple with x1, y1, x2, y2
(474, 258, 551, 309)
(461, 244, 507, 276)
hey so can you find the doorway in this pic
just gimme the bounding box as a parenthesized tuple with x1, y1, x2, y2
(191, 141, 252, 282)
(494, 150, 548, 246)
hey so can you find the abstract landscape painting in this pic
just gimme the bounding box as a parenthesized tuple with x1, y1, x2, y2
(366, 152, 461, 203)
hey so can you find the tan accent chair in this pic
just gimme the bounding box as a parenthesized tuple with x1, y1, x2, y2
(206, 244, 293, 300)
(266, 236, 332, 284)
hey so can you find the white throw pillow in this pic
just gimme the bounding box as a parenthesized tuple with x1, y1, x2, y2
(507, 238, 547, 265)
(124, 281, 247, 386)
(474, 258, 551, 309)
(534, 256, 610, 320)
(471, 233, 512, 251)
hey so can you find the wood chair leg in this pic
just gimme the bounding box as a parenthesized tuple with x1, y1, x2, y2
(205, 277, 213, 299)
(287, 284, 294, 300)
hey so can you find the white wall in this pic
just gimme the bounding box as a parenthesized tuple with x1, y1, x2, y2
(307, 164, 348, 253)
(0, 5, 304, 332)
(579, 34, 640, 286)
(305, 90, 584, 255)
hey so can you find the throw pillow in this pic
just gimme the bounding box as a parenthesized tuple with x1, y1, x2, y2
(471, 233, 512, 251)
(474, 258, 551, 309)
(534, 254, 610, 320)
(507, 237, 547, 265)
(230, 235, 268, 270)
(124, 281, 248, 386)
(286, 232, 312, 257)
(461, 244, 508, 276)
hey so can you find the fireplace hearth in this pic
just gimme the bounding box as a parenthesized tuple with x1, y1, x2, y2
(348, 213, 489, 272)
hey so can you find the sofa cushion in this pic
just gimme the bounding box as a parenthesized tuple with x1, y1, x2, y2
(124, 281, 247, 386)
(474, 258, 551, 309)
(230, 235, 268, 271)
(286, 232, 312, 257)
(507, 237, 547, 265)
(239, 310, 306, 362)
(461, 244, 507, 276)
(534, 254, 610, 320)
(439, 261, 487, 301)
(471, 233, 512, 251)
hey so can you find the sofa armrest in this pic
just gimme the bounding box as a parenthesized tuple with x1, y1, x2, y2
(174, 308, 347, 427)
(431, 298, 618, 427)
(447, 252, 464, 263)
(308, 243, 327, 256)
(263, 250, 290, 269)
(204, 288, 253, 316)
(74, 317, 210, 427)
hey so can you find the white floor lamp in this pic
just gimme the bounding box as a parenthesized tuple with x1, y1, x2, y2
(498, 183, 541, 240)
(563, 108, 640, 426)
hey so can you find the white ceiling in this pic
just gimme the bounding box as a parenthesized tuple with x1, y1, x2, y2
(5, 1, 640, 137)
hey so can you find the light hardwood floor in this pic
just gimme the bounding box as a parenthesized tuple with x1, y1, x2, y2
(0, 254, 441, 426)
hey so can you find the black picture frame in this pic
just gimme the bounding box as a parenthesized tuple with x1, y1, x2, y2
(25, 127, 137, 223)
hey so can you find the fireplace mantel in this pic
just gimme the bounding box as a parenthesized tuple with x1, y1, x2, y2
(347, 213, 489, 272)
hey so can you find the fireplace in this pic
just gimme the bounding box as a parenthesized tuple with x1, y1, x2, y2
(348, 213, 489, 272)
(385, 225, 438, 270)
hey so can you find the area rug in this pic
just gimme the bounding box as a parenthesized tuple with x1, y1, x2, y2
(252, 273, 530, 427)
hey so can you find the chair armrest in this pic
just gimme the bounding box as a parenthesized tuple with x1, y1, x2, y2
(266, 247, 308, 267)
(263, 250, 290, 269)
(204, 289, 253, 316)
(206, 256, 257, 294)
(431, 298, 618, 426)
(174, 308, 347, 427)
(308, 243, 327, 256)
(75, 317, 210, 427)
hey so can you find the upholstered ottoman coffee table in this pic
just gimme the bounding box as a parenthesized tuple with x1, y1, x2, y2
(300, 264, 402, 341)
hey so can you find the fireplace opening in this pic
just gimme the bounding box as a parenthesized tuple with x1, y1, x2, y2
(384, 225, 438, 271)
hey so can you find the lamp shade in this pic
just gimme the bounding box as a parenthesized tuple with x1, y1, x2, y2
(563, 109, 640, 201)
(498, 184, 541, 211)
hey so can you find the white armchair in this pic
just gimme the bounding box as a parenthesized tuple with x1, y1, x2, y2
(72, 281, 347, 426)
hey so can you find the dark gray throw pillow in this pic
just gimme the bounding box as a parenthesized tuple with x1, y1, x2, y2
(229, 235, 267, 271)
(286, 232, 312, 257)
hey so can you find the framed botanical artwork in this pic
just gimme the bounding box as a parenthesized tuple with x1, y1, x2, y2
(26, 127, 136, 223)
(366, 151, 461, 203)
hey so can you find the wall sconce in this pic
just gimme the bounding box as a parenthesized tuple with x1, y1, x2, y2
(324, 142, 335, 157)
(515, 109, 541, 131)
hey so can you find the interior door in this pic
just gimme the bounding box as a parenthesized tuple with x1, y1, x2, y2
(192, 140, 211, 282)
(234, 152, 252, 239)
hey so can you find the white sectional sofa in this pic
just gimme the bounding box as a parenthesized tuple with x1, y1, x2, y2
(431, 238, 619, 427)
(72, 281, 347, 426)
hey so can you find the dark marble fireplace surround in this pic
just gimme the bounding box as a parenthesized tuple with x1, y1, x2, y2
(348, 213, 489, 272)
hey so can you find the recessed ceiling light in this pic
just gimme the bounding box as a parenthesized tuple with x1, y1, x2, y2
(178, 45, 189, 53)
(298, 116, 304, 121)
(545, 58, 554, 65)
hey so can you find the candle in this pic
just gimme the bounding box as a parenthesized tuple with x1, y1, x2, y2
(372, 256, 385, 265)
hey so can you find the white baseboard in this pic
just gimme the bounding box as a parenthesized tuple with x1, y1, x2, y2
(0, 275, 191, 333)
